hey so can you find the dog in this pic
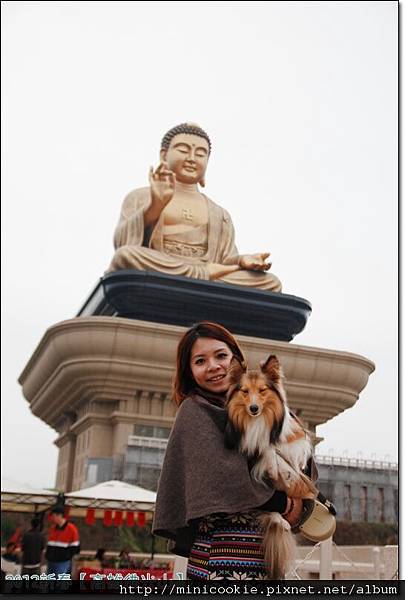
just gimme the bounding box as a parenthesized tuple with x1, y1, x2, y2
(224, 354, 317, 580)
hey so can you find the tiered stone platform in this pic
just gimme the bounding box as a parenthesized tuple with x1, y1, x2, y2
(19, 271, 374, 492)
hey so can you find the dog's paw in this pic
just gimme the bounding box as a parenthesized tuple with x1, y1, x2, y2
(265, 448, 279, 480)
(278, 462, 300, 487)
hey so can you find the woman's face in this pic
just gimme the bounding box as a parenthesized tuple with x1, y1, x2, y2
(190, 337, 233, 394)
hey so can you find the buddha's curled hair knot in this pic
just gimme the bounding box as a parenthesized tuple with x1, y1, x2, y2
(161, 123, 212, 153)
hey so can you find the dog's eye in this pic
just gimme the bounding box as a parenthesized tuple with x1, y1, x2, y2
(259, 387, 268, 393)
(240, 389, 249, 395)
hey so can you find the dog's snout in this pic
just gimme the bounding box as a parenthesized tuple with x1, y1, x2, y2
(249, 404, 259, 415)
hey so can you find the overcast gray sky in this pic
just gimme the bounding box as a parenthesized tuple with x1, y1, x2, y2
(2, 1, 398, 488)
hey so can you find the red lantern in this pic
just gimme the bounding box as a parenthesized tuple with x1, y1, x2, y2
(64, 506, 71, 519)
(114, 511, 123, 527)
(85, 508, 95, 526)
(137, 512, 146, 527)
(103, 510, 112, 527)
(126, 512, 135, 527)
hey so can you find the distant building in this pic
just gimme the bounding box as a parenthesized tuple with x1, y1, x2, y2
(122, 424, 171, 491)
(86, 434, 398, 526)
(85, 423, 171, 491)
(315, 455, 398, 524)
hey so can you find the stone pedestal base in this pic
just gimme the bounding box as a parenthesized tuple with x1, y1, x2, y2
(19, 317, 374, 492)
(78, 270, 312, 342)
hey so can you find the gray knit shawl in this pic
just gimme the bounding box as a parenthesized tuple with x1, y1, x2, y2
(152, 392, 275, 556)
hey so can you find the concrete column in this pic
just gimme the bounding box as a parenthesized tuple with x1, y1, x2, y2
(151, 392, 164, 416)
(65, 434, 77, 492)
(112, 421, 134, 455)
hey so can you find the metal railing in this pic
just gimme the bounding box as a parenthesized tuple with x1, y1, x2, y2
(315, 455, 398, 472)
(127, 436, 168, 450)
(290, 541, 398, 580)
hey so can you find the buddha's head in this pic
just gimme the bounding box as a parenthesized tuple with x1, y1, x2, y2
(160, 123, 211, 187)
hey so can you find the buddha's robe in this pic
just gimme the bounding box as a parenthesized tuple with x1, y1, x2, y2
(109, 187, 282, 292)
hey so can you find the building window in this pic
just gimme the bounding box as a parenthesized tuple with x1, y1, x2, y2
(377, 488, 385, 523)
(86, 464, 98, 486)
(125, 444, 167, 491)
(137, 466, 162, 490)
(125, 425, 171, 490)
(133, 424, 171, 439)
(343, 485, 352, 521)
(393, 489, 398, 521)
(360, 486, 368, 522)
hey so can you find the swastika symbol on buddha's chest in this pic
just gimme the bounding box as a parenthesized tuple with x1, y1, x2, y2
(181, 208, 194, 222)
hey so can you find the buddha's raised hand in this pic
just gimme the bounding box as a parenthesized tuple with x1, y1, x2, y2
(144, 162, 177, 226)
(149, 161, 176, 209)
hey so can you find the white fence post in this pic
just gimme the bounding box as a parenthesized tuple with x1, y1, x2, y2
(372, 547, 381, 579)
(172, 556, 188, 580)
(383, 545, 398, 580)
(319, 538, 333, 580)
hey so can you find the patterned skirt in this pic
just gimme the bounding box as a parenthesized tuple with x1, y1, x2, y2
(186, 512, 268, 580)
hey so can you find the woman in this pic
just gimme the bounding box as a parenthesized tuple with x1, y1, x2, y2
(153, 322, 314, 580)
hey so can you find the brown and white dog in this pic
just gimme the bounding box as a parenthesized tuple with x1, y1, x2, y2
(224, 355, 316, 580)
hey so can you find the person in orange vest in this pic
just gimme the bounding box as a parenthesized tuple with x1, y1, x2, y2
(45, 506, 80, 576)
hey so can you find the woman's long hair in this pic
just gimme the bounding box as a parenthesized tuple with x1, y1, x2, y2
(173, 321, 245, 406)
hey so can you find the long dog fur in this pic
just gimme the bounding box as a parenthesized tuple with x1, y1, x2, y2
(225, 355, 315, 580)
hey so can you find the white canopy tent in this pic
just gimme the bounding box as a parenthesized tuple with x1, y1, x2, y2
(65, 480, 156, 512)
(1, 479, 156, 517)
(1, 478, 58, 513)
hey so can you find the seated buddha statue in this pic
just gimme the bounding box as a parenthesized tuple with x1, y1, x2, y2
(108, 122, 282, 292)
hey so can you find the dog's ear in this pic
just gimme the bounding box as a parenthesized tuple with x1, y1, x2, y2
(260, 355, 282, 384)
(224, 419, 240, 450)
(228, 356, 246, 385)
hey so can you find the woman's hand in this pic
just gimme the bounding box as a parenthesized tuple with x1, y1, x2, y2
(238, 253, 271, 271)
(282, 497, 304, 526)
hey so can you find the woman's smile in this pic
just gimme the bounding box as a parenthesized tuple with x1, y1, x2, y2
(207, 374, 226, 382)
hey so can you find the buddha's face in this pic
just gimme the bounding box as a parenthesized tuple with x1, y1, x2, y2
(161, 133, 209, 184)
